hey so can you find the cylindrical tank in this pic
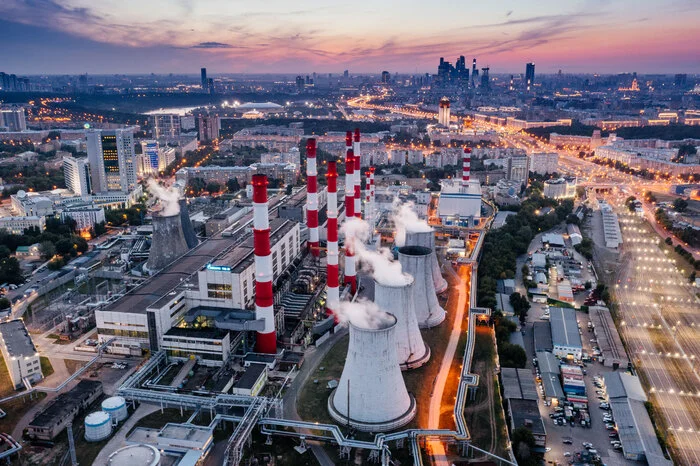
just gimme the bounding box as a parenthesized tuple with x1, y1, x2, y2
(328, 314, 416, 431)
(102, 396, 128, 423)
(373, 276, 430, 370)
(107, 444, 161, 466)
(398, 246, 446, 328)
(84, 411, 112, 442)
(145, 213, 190, 273)
(405, 230, 448, 293)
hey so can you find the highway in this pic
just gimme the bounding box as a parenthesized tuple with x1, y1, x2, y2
(613, 200, 700, 466)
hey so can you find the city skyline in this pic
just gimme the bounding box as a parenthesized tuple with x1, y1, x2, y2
(1, 0, 700, 75)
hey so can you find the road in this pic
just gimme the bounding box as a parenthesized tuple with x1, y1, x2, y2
(427, 263, 470, 465)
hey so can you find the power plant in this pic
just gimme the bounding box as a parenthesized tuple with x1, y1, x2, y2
(178, 198, 198, 249)
(397, 246, 446, 328)
(373, 276, 430, 370)
(328, 313, 416, 431)
(252, 174, 277, 354)
(144, 212, 190, 273)
(405, 230, 448, 293)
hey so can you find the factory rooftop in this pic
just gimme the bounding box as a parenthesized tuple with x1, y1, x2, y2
(0, 319, 37, 358)
(549, 307, 582, 349)
(28, 380, 102, 428)
(501, 368, 539, 401)
(235, 364, 267, 390)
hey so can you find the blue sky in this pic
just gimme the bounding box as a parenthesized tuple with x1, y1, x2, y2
(1, 0, 699, 75)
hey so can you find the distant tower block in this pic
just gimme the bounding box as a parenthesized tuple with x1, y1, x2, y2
(398, 246, 446, 328)
(306, 138, 319, 256)
(328, 314, 416, 431)
(405, 230, 447, 293)
(438, 97, 451, 127)
(374, 277, 430, 370)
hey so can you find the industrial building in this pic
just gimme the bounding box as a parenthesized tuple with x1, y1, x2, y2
(0, 319, 42, 389)
(549, 307, 582, 360)
(231, 363, 268, 396)
(27, 380, 103, 440)
(536, 351, 565, 402)
(438, 179, 482, 226)
(501, 368, 546, 449)
(533, 321, 553, 353)
(600, 201, 623, 248)
(603, 372, 672, 464)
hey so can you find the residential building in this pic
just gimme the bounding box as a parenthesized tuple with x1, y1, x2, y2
(0, 107, 27, 131)
(0, 319, 42, 390)
(0, 215, 46, 234)
(530, 152, 559, 175)
(63, 155, 92, 196)
(507, 155, 530, 183)
(198, 115, 220, 142)
(60, 205, 106, 231)
(150, 114, 181, 139)
(87, 129, 137, 193)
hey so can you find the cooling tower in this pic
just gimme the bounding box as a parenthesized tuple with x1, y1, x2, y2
(405, 230, 447, 293)
(178, 198, 198, 248)
(374, 277, 430, 370)
(398, 246, 446, 328)
(328, 314, 416, 431)
(145, 213, 189, 273)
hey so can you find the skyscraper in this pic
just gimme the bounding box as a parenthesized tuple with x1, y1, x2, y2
(200, 67, 207, 91)
(198, 115, 220, 142)
(438, 97, 450, 127)
(0, 107, 26, 131)
(150, 114, 181, 139)
(526, 62, 535, 90)
(62, 155, 92, 196)
(86, 129, 136, 193)
(480, 67, 490, 90)
(295, 75, 304, 92)
(471, 58, 478, 87)
(381, 71, 390, 83)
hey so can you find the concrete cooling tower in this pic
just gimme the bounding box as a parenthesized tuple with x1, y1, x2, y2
(373, 277, 430, 370)
(398, 246, 446, 328)
(178, 198, 198, 248)
(145, 213, 189, 273)
(405, 230, 447, 293)
(328, 314, 416, 431)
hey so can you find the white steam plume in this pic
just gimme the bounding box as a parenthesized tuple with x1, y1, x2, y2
(147, 179, 181, 216)
(392, 201, 432, 247)
(340, 217, 412, 286)
(334, 299, 395, 329)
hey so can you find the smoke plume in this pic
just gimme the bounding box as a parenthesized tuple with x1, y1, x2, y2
(334, 299, 395, 329)
(340, 217, 412, 286)
(392, 201, 432, 247)
(147, 179, 181, 216)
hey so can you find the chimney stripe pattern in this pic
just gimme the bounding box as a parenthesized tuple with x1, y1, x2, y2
(306, 138, 319, 256)
(369, 167, 376, 228)
(353, 129, 362, 219)
(252, 174, 276, 354)
(326, 160, 340, 312)
(344, 137, 357, 293)
(462, 147, 471, 186)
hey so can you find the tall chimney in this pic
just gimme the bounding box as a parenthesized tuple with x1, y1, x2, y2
(369, 166, 376, 228)
(306, 138, 319, 256)
(364, 170, 371, 228)
(326, 160, 340, 314)
(462, 147, 471, 187)
(353, 129, 362, 219)
(252, 174, 276, 354)
(344, 147, 357, 293)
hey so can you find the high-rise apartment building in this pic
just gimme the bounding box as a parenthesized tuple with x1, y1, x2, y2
(63, 155, 92, 196)
(198, 115, 220, 142)
(150, 114, 181, 139)
(507, 155, 530, 183)
(0, 107, 27, 131)
(87, 129, 136, 193)
(526, 63, 535, 91)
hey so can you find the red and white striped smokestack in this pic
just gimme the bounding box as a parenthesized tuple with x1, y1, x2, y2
(462, 147, 472, 187)
(369, 166, 376, 227)
(306, 138, 319, 257)
(252, 174, 276, 354)
(353, 129, 362, 219)
(326, 160, 340, 314)
(344, 147, 357, 293)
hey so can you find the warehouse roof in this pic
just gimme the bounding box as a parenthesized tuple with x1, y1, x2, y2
(533, 322, 553, 353)
(508, 398, 546, 436)
(234, 364, 267, 390)
(29, 380, 102, 429)
(536, 351, 560, 375)
(549, 307, 581, 349)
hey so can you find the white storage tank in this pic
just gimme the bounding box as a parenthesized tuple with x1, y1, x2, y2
(107, 444, 161, 466)
(102, 396, 128, 423)
(84, 411, 112, 442)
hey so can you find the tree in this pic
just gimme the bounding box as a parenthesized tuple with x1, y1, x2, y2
(510, 292, 531, 323)
(55, 238, 73, 256)
(499, 343, 527, 368)
(0, 257, 22, 284)
(285, 184, 293, 195)
(0, 245, 10, 259)
(673, 198, 689, 213)
(512, 426, 538, 466)
(47, 257, 65, 270)
(226, 177, 241, 193)
(39, 241, 56, 260)
(187, 177, 206, 196)
(206, 182, 221, 194)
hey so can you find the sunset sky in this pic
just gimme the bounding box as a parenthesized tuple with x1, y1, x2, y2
(2, 0, 699, 75)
